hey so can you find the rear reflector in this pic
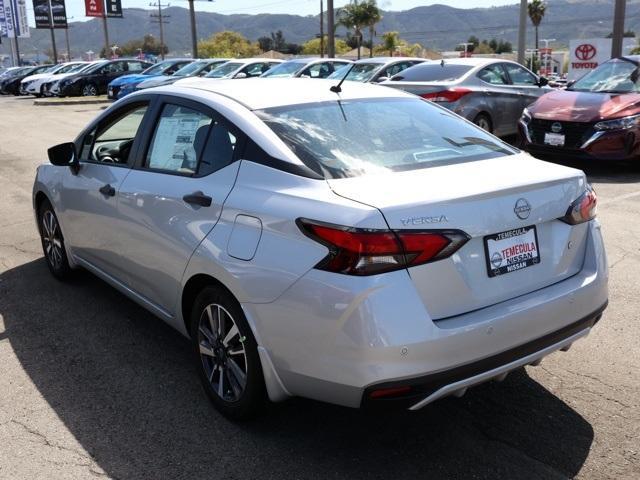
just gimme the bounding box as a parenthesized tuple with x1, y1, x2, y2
(297, 218, 470, 276)
(559, 185, 597, 225)
(420, 87, 472, 103)
(369, 386, 413, 399)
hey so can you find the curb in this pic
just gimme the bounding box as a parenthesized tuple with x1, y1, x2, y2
(34, 97, 111, 106)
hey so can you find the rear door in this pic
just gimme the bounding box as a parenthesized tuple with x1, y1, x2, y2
(115, 95, 243, 315)
(476, 63, 521, 136)
(503, 62, 545, 110)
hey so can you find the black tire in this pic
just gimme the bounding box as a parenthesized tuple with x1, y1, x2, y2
(190, 285, 266, 420)
(473, 113, 493, 133)
(38, 199, 72, 280)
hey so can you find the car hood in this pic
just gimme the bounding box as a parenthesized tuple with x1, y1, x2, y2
(138, 76, 180, 88)
(529, 89, 640, 122)
(111, 73, 155, 86)
(21, 73, 51, 83)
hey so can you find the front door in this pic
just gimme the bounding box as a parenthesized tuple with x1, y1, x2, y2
(115, 97, 242, 315)
(59, 101, 151, 279)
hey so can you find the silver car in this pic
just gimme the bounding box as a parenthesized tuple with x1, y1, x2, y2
(328, 57, 427, 83)
(34, 78, 607, 419)
(261, 57, 352, 79)
(383, 58, 550, 137)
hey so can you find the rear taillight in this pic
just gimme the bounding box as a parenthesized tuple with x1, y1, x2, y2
(420, 88, 472, 103)
(297, 219, 469, 276)
(560, 185, 597, 225)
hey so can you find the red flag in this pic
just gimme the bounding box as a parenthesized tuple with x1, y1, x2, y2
(85, 0, 104, 17)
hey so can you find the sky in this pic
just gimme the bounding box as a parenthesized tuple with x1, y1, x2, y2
(23, 0, 519, 23)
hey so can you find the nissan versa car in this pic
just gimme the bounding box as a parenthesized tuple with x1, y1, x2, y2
(383, 58, 549, 137)
(33, 78, 608, 419)
(0, 65, 53, 95)
(261, 57, 351, 79)
(520, 56, 640, 161)
(205, 59, 283, 79)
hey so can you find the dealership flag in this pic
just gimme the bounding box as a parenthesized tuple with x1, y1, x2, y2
(33, 0, 68, 28)
(85, 0, 103, 17)
(0, 2, 6, 37)
(106, 0, 122, 18)
(2, 0, 30, 38)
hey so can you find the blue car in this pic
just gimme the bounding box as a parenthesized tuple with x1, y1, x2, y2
(107, 58, 193, 100)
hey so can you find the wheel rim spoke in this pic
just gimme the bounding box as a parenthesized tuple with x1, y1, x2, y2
(227, 357, 247, 389)
(222, 323, 238, 347)
(217, 366, 225, 397)
(199, 342, 215, 357)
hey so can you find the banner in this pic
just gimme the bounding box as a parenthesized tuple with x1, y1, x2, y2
(2, 0, 29, 38)
(84, 0, 103, 17)
(0, 2, 6, 37)
(105, 0, 122, 18)
(33, 0, 68, 29)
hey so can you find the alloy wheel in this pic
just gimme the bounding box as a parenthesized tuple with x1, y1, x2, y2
(82, 84, 97, 96)
(41, 210, 63, 270)
(197, 303, 248, 403)
(475, 116, 491, 132)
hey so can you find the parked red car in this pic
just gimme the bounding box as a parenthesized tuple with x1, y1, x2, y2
(519, 57, 640, 161)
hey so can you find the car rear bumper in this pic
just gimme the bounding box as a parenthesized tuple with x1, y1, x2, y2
(245, 220, 608, 409)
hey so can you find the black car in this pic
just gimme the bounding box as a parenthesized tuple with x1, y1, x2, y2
(57, 59, 152, 97)
(0, 65, 53, 95)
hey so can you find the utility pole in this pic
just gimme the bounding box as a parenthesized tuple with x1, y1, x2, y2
(102, 5, 110, 59)
(150, 1, 170, 60)
(188, 0, 198, 58)
(65, 19, 73, 61)
(611, 0, 626, 58)
(517, 0, 527, 65)
(320, 0, 324, 58)
(11, 3, 20, 66)
(327, 0, 334, 58)
(48, 0, 58, 63)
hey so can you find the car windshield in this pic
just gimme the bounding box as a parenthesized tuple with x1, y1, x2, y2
(173, 61, 208, 77)
(142, 61, 172, 75)
(391, 63, 472, 82)
(261, 61, 306, 77)
(570, 58, 640, 93)
(256, 97, 515, 179)
(206, 62, 243, 78)
(328, 63, 380, 82)
(68, 63, 90, 73)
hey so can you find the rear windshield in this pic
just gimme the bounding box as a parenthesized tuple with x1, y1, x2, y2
(207, 62, 243, 78)
(329, 63, 380, 82)
(256, 98, 515, 179)
(174, 61, 209, 77)
(391, 63, 472, 82)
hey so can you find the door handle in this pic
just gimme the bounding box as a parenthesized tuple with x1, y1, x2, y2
(99, 184, 116, 197)
(183, 191, 212, 207)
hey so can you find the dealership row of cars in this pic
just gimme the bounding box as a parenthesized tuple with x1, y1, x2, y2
(4, 54, 639, 162)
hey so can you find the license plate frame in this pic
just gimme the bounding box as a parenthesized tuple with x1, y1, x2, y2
(483, 225, 541, 278)
(544, 132, 565, 147)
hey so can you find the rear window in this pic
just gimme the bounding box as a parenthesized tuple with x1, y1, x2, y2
(256, 98, 515, 179)
(262, 61, 306, 77)
(391, 63, 473, 82)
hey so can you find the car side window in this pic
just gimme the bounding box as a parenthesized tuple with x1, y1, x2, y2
(83, 103, 149, 165)
(198, 63, 217, 76)
(127, 61, 144, 72)
(478, 64, 509, 85)
(145, 104, 237, 176)
(384, 62, 411, 78)
(104, 62, 125, 74)
(303, 63, 332, 78)
(503, 63, 537, 85)
(242, 63, 269, 77)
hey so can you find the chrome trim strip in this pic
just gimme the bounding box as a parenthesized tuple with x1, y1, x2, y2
(580, 131, 605, 149)
(519, 120, 532, 143)
(408, 327, 591, 410)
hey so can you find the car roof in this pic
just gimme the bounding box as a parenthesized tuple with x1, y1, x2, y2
(435, 57, 513, 67)
(168, 77, 412, 110)
(354, 57, 425, 64)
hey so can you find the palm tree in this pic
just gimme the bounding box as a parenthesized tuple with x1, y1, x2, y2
(337, 1, 370, 59)
(363, 1, 382, 58)
(528, 0, 547, 51)
(382, 31, 400, 57)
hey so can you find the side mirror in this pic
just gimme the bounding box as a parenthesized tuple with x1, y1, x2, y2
(376, 76, 389, 83)
(234, 72, 248, 79)
(537, 76, 549, 87)
(48, 142, 79, 173)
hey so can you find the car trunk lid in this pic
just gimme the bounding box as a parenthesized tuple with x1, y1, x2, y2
(327, 153, 590, 319)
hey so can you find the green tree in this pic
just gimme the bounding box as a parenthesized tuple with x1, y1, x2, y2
(363, 0, 382, 58)
(528, 0, 547, 51)
(337, 1, 381, 60)
(489, 38, 498, 52)
(198, 31, 260, 58)
(257, 36, 273, 52)
(301, 36, 350, 55)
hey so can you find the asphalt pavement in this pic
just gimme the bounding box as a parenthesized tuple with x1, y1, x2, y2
(0, 95, 638, 479)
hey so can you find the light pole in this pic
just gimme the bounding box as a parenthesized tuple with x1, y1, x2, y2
(188, 0, 198, 58)
(611, 0, 626, 58)
(517, 0, 527, 65)
(327, 0, 335, 58)
(320, 0, 324, 58)
(47, 0, 58, 63)
(65, 17, 73, 61)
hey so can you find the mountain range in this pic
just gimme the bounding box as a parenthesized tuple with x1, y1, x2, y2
(2, 0, 640, 60)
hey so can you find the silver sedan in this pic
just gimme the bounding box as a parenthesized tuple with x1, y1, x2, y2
(382, 57, 550, 137)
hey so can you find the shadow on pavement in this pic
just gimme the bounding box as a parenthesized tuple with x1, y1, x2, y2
(0, 259, 594, 479)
